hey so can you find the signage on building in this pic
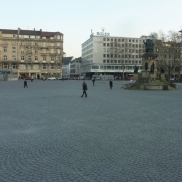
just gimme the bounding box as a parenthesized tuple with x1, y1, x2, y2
(90, 30, 110, 38)
(97, 32, 110, 36)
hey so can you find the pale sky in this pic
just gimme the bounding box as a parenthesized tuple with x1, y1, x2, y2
(1, 0, 182, 58)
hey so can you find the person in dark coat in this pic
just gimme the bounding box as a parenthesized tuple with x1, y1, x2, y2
(81, 81, 88, 97)
(24, 79, 28, 88)
(92, 77, 95, 86)
(109, 80, 113, 89)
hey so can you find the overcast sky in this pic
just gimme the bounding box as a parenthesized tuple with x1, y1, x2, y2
(1, 0, 182, 58)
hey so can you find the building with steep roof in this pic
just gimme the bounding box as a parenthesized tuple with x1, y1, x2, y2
(0, 28, 63, 79)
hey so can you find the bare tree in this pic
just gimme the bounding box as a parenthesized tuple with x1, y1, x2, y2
(150, 31, 182, 82)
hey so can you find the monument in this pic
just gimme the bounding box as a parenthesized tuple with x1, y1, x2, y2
(123, 39, 178, 90)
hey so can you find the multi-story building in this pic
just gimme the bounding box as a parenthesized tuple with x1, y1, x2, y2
(62, 56, 73, 78)
(81, 31, 146, 79)
(70, 57, 82, 78)
(0, 28, 63, 79)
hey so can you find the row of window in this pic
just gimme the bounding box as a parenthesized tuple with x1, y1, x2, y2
(2, 55, 62, 61)
(2, 64, 61, 69)
(82, 49, 93, 57)
(82, 43, 93, 52)
(103, 48, 144, 54)
(3, 41, 62, 46)
(3, 34, 62, 40)
(103, 43, 145, 48)
(3, 47, 61, 53)
(91, 65, 142, 70)
(103, 54, 141, 58)
(103, 38, 143, 43)
(103, 60, 141, 64)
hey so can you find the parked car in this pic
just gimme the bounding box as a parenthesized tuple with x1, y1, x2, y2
(25, 77, 34, 80)
(47, 77, 56, 80)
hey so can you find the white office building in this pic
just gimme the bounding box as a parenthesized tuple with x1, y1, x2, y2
(81, 31, 147, 79)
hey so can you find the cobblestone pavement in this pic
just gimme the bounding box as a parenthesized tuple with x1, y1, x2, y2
(0, 80, 182, 182)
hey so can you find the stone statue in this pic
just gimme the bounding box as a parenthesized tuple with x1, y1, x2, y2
(134, 65, 139, 73)
(150, 62, 155, 73)
(143, 39, 154, 54)
(145, 62, 148, 71)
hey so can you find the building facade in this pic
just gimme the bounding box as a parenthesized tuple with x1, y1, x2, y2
(81, 31, 146, 79)
(0, 28, 63, 79)
(70, 57, 82, 77)
(62, 56, 73, 78)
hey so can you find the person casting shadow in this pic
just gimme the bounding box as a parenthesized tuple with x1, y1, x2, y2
(81, 81, 88, 97)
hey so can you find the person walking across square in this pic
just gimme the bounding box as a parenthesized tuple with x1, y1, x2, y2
(24, 79, 28, 88)
(109, 80, 113, 89)
(92, 77, 95, 86)
(81, 81, 88, 97)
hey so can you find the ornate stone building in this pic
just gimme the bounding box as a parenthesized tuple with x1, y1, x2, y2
(0, 28, 63, 78)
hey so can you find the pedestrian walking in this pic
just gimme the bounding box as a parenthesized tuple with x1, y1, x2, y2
(24, 79, 28, 88)
(81, 81, 88, 97)
(109, 80, 113, 89)
(92, 77, 95, 86)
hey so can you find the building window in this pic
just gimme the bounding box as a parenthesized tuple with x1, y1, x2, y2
(103, 54, 106, 58)
(57, 57, 61, 61)
(43, 64, 47, 69)
(114, 60, 117, 63)
(139, 61, 141, 64)
(51, 65, 55, 69)
(107, 43, 109, 46)
(21, 56, 24, 61)
(12, 56, 16, 61)
(4, 47, 7, 52)
(35, 42, 38, 45)
(107, 38, 110, 41)
(27, 41, 31, 45)
(111, 60, 113, 63)
(103, 60, 106, 63)
(51, 57, 54, 61)
(136, 55, 138, 58)
(35, 48, 38, 54)
(28, 48, 31, 53)
(103, 43, 106, 46)
(35, 56, 38, 61)
(111, 54, 113, 58)
(43, 56, 46, 61)
(118, 60, 121, 63)
(115, 39, 117, 42)
(118, 39, 120, 42)
(4, 55, 7, 60)
(115, 54, 117, 58)
(111, 38, 113, 41)
(107, 60, 109, 63)
(12, 64, 17, 69)
(33, 65, 38, 69)
(28, 56, 31, 61)
(12, 47, 16, 53)
(107, 54, 109, 58)
(20, 65, 25, 69)
(103, 38, 106, 41)
(3, 64, 8, 69)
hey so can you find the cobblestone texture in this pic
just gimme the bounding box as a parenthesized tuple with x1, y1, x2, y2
(0, 80, 182, 182)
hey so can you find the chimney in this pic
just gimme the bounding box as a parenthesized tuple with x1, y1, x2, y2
(34, 28, 35, 31)
(17, 27, 21, 35)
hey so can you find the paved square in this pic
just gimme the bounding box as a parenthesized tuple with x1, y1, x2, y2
(0, 80, 182, 182)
